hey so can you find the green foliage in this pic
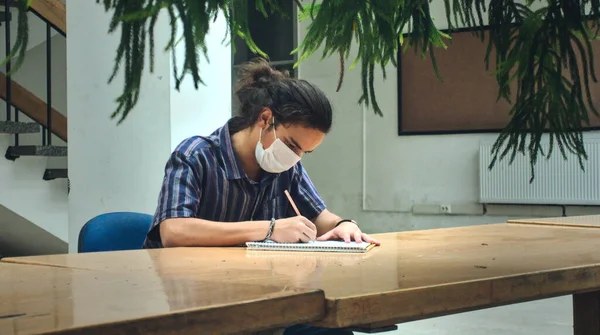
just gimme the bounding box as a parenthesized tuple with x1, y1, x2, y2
(441, 0, 600, 181)
(297, 0, 600, 181)
(94, 0, 294, 123)
(296, 1, 450, 116)
(0, 0, 29, 76)
(8, 0, 600, 180)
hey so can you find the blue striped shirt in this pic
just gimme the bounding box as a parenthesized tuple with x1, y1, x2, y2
(143, 120, 327, 248)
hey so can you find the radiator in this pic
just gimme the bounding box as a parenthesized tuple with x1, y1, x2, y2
(479, 140, 600, 205)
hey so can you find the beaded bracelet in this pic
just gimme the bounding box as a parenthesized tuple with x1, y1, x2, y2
(264, 217, 276, 240)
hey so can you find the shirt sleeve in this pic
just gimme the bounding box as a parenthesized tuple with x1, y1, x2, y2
(289, 163, 327, 221)
(145, 150, 203, 247)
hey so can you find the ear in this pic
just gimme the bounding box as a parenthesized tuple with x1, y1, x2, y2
(256, 108, 273, 128)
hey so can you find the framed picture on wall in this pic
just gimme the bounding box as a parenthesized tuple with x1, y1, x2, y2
(397, 25, 600, 136)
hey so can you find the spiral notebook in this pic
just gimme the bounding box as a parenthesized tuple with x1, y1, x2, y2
(245, 240, 376, 253)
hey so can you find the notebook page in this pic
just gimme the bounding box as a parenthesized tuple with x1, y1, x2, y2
(259, 240, 370, 247)
(246, 240, 373, 253)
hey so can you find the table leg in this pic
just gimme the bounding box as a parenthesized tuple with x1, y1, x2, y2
(248, 329, 285, 335)
(350, 322, 398, 333)
(573, 291, 600, 335)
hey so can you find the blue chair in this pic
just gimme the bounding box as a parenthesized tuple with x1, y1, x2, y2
(78, 212, 152, 253)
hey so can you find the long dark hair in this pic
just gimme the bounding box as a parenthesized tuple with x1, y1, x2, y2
(230, 58, 333, 134)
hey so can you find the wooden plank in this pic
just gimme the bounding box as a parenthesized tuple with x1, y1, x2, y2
(0, 72, 67, 142)
(7, 224, 600, 328)
(0, 262, 325, 335)
(574, 291, 600, 335)
(509, 215, 600, 229)
(29, 0, 66, 35)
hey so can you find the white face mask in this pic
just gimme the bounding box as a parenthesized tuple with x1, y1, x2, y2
(255, 118, 301, 173)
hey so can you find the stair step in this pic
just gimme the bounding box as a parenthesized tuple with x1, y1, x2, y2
(5, 145, 67, 160)
(0, 10, 11, 23)
(0, 121, 40, 134)
(43, 168, 67, 180)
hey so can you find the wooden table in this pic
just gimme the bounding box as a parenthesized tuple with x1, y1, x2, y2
(509, 214, 600, 229)
(0, 262, 325, 335)
(5, 223, 600, 333)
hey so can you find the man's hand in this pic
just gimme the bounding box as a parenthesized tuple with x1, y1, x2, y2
(316, 221, 380, 245)
(270, 216, 317, 243)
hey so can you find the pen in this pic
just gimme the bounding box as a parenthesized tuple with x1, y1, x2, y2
(284, 190, 312, 241)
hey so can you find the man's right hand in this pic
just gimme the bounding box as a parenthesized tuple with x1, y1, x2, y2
(270, 216, 317, 243)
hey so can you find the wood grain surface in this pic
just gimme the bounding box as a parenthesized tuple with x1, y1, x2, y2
(0, 73, 67, 142)
(0, 262, 325, 335)
(509, 215, 600, 229)
(5, 223, 600, 328)
(30, 0, 66, 35)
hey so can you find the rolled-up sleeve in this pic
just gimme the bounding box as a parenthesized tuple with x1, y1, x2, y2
(290, 163, 326, 221)
(145, 150, 203, 247)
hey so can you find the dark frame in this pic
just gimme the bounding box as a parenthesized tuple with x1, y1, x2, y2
(397, 24, 600, 136)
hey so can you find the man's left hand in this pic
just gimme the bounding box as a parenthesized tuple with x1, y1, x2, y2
(316, 221, 381, 245)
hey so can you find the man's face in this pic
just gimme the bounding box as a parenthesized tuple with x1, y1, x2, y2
(257, 110, 325, 158)
(263, 123, 325, 158)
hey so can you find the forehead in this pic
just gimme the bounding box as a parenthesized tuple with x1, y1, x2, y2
(279, 124, 325, 152)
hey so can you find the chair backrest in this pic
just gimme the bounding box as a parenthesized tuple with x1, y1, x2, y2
(78, 212, 153, 253)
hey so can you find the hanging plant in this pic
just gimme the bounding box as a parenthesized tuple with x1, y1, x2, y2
(4, 0, 600, 181)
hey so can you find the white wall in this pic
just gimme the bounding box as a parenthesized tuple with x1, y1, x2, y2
(66, 3, 171, 252)
(0, 134, 68, 243)
(297, 3, 600, 233)
(67, 3, 231, 252)
(168, 13, 232, 148)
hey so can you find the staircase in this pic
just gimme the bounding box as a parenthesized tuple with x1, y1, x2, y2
(0, 0, 68, 257)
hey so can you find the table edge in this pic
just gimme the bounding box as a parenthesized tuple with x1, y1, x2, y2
(6, 288, 326, 335)
(312, 263, 600, 328)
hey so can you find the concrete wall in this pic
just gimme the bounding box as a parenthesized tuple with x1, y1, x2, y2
(0, 133, 68, 246)
(0, 203, 66, 257)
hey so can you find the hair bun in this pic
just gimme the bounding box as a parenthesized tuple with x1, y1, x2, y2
(252, 66, 276, 84)
(235, 57, 289, 90)
(231, 57, 332, 136)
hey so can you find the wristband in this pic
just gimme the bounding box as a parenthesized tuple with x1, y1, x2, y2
(335, 219, 358, 228)
(264, 217, 276, 240)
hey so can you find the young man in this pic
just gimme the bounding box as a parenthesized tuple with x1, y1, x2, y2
(143, 58, 379, 250)
(144, 58, 380, 334)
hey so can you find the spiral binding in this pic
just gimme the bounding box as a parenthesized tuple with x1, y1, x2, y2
(246, 241, 371, 253)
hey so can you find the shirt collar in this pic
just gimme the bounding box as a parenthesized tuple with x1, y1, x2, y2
(218, 121, 246, 180)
